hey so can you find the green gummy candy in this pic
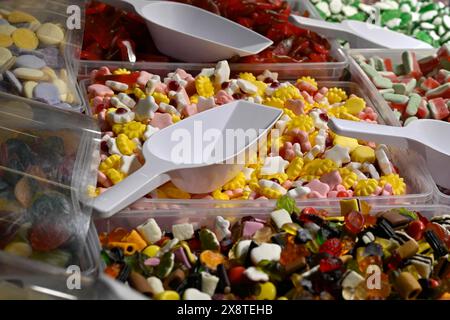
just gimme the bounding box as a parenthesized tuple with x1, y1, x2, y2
(360, 62, 379, 78)
(155, 252, 174, 279)
(373, 75, 393, 89)
(419, 3, 437, 14)
(403, 116, 418, 126)
(406, 93, 421, 116)
(381, 10, 401, 25)
(348, 12, 367, 21)
(383, 93, 409, 104)
(379, 88, 395, 95)
(416, 30, 434, 44)
(393, 83, 407, 95)
(199, 228, 220, 251)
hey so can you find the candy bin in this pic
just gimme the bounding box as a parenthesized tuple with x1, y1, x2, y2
(79, 61, 434, 212)
(78, 0, 347, 80)
(0, 1, 86, 112)
(349, 46, 450, 205)
(94, 198, 450, 300)
(309, 0, 450, 48)
(0, 92, 101, 272)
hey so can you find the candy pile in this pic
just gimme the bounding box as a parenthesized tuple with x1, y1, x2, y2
(0, 129, 82, 267)
(354, 44, 450, 126)
(87, 61, 407, 202)
(82, 0, 334, 63)
(0, 8, 77, 110)
(99, 197, 450, 300)
(311, 0, 450, 48)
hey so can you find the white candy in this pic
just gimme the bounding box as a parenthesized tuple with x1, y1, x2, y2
(175, 91, 189, 112)
(342, 270, 365, 289)
(250, 243, 281, 265)
(352, 168, 368, 181)
(236, 240, 252, 259)
(293, 143, 302, 156)
(183, 288, 211, 300)
(198, 68, 215, 78)
(120, 154, 140, 175)
(342, 5, 357, 17)
(143, 125, 159, 140)
(242, 167, 255, 181)
(316, 2, 331, 17)
(105, 80, 128, 91)
(275, 114, 291, 134)
(304, 145, 322, 162)
(375, 144, 393, 175)
(329, 0, 342, 14)
(135, 96, 159, 122)
(108, 107, 135, 124)
(224, 79, 240, 95)
(110, 96, 128, 109)
(104, 135, 122, 155)
(214, 216, 231, 241)
(197, 96, 216, 112)
(147, 277, 164, 295)
(244, 267, 269, 282)
(315, 129, 327, 152)
(270, 209, 292, 229)
(256, 69, 278, 82)
(159, 238, 179, 255)
(362, 162, 380, 180)
(172, 223, 194, 241)
(310, 110, 328, 130)
(214, 60, 230, 85)
(287, 186, 311, 199)
(237, 79, 258, 94)
(159, 102, 180, 116)
(164, 73, 187, 87)
(201, 272, 219, 296)
(324, 144, 351, 167)
(137, 218, 162, 244)
(145, 75, 161, 95)
(247, 96, 263, 104)
(259, 179, 287, 195)
(117, 93, 136, 108)
(260, 156, 289, 175)
(346, 162, 362, 170)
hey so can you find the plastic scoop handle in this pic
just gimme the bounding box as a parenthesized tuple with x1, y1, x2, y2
(93, 163, 171, 218)
(288, 15, 352, 39)
(328, 118, 411, 149)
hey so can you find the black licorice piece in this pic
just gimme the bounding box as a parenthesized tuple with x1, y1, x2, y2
(424, 230, 448, 258)
(244, 240, 258, 267)
(216, 264, 230, 294)
(375, 218, 396, 239)
(271, 232, 287, 247)
(117, 263, 131, 282)
(295, 228, 313, 244)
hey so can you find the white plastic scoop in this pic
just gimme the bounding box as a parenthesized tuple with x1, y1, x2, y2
(93, 101, 283, 218)
(288, 15, 433, 49)
(328, 118, 450, 189)
(112, 0, 273, 62)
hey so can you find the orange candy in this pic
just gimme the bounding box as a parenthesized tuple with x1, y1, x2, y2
(200, 250, 226, 270)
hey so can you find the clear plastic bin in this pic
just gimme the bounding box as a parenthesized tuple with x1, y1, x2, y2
(76, 0, 347, 80)
(79, 73, 434, 212)
(348, 48, 449, 205)
(0, 93, 101, 269)
(0, 1, 86, 113)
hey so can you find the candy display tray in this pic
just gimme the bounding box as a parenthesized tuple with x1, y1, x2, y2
(75, 0, 347, 80)
(79, 73, 434, 212)
(348, 48, 450, 205)
(0, 0, 87, 113)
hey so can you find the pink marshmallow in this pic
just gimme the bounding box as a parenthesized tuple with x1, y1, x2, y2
(285, 99, 305, 115)
(98, 171, 112, 188)
(279, 141, 296, 161)
(215, 90, 234, 105)
(314, 92, 324, 102)
(182, 104, 198, 117)
(88, 84, 114, 98)
(155, 83, 168, 94)
(305, 179, 330, 198)
(90, 66, 111, 82)
(242, 221, 264, 238)
(296, 80, 317, 94)
(137, 71, 153, 87)
(320, 170, 342, 190)
(282, 180, 293, 190)
(301, 91, 315, 104)
(287, 129, 311, 152)
(150, 113, 173, 129)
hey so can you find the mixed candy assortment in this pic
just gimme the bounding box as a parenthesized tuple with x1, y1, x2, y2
(82, 0, 334, 63)
(312, 0, 450, 48)
(99, 196, 450, 300)
(87, 61, 408, 203)
(0, 126, 86, 267)
(0, 8, 79, 111)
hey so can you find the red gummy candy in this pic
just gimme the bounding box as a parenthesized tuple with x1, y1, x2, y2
(406, 220, 425, 241)
(228, 266, 247, 284)
(319, 238, 342, 257)
(95, 71, 141, 85)
(319, 256, 342, 273)
(344, 211, 365, 235)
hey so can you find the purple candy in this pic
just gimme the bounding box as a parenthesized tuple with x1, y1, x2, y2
(38, 47, 64, 69)
(33, 83, 61, 105)
(144, 257, 160, 266)
(242, 221, 264, 238)
(15, 55, 46, 69)
(174, 247, 191, 268)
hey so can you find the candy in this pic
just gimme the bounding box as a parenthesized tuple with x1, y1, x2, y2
(36, 23, 64, 46)
(136, 218, 162, 244)
(250, 243, 281, 265)
(33, 83, 60, 105)
(172, 223, 194, 241)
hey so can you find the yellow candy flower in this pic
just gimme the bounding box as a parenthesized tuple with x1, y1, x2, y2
(351, 145, 376, 163)
(116, 134, 136, 155)
(106, 168, 125, 185)
(133, 88, 146, 100)
(112, 123, 124, 135)
(301, 159, 337, 177)
(113, 68, 130, 75)
(195, 75, 215, 98)
(121, 121, 147, 140)
(326, 87, 348, 104)
(251, 80, 267, 96)
(152, 92, 170, 104)
(172, 114, 181, 123)
(260, 173, 289, 184)
(239, 72, 256, 82)
(308, 131, 318, 147)
(301, 175, 320, 182)
(333, 135, 359, 152)
(190, 94, 199, 104)
(222, 172, 246, 191)
(344, 96, 366, 115)
(87, 185, 99, 198)
(259, 187, 283, 199)
(282, 108, 296, 119)
(296, 76, 318, 90)
(379, 174, 406, 195)
(287, 115, 314, 133)
(99, 154, 122, 173)
(338, 168, 358, 189)
(159, 182, 191, 199)
(234, 189, 251, 200)
(263, 97, 285, 109)
(286, 156, 304, 180)
(212, 189, 230, 200)
(273, 85, 301, 101)
(354, 178, 378, 196)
